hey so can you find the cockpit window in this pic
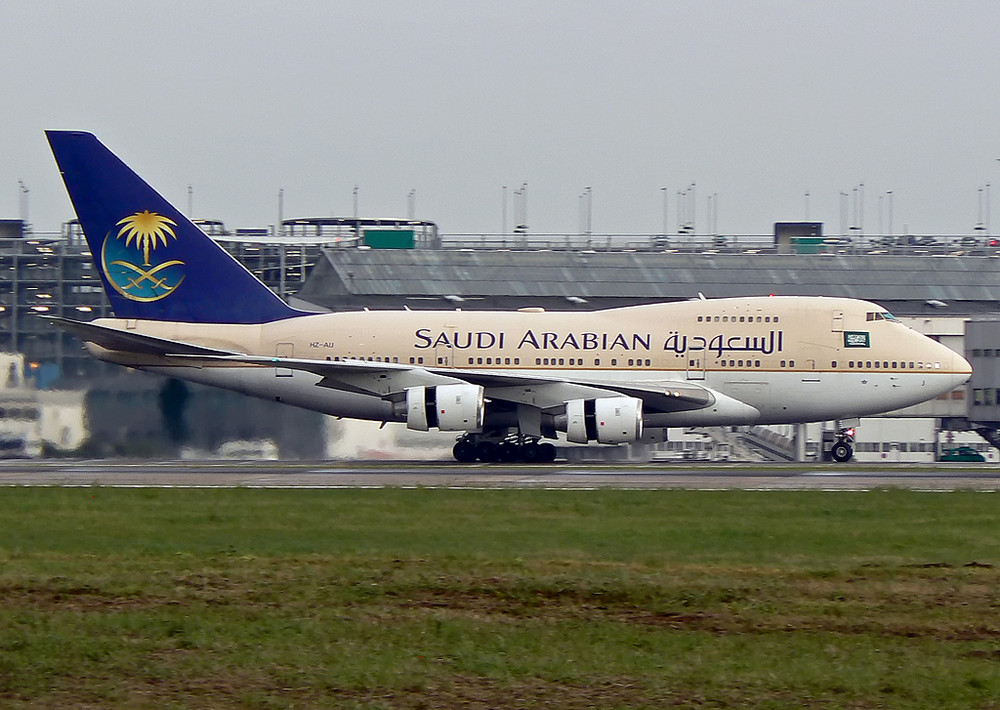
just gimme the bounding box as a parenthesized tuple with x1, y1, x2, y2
(866, 311, 900, 322)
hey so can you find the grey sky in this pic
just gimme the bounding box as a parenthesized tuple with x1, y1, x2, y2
(3, 0, 1000, 237)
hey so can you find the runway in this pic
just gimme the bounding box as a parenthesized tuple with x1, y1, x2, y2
(0, 459, 998, 490)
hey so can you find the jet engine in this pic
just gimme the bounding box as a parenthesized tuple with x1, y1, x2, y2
(565, 397, 643, 444)
(405, 384, 485, 432)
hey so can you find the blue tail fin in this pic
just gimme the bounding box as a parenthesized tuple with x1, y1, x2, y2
(46, 130, 302, 323)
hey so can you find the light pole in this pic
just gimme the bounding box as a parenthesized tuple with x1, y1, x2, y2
(986, 183, 990, 237)
(976, 184, 991, 235)
(278, 188, 285, 298)
(689, 182, 696, 236)
(878, 194, 883, 237)
(887, 190, 893, 238)
(521, 182, 528, 234)
(849, 184, 864, 236)
(513, 182, 527, 234)
(661, 187, 668, 237)
(17, 180, 29, 227)
(676, 189, 684, 233)
(859, 183, 865, 235)
(676, 183, 696, 235)
(277, 189, 283, 235)
(501, 185, 507, 236)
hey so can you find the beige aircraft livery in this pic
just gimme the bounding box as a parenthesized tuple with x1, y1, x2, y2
(46, 131, 972, 463)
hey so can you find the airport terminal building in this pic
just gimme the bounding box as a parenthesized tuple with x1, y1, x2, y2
(1, 216, 997, 461)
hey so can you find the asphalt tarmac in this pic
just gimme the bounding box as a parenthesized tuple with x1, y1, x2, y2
(0, 459, 999, 490)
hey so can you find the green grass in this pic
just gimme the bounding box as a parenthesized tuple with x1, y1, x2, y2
(1, 487, 999, 708)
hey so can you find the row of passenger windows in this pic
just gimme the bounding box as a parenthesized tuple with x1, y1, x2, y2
(327, 355, 940, 371)
(705, 360, 940, 370)
(531, 357, 648, 367)
(466, 357, 521, 365)
(455, 357, 665, 367)
(845, 360, 939, 369)
(697, 315, 779, 323)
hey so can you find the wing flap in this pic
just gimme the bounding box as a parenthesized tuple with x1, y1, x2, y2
(162, 352, 728, 414)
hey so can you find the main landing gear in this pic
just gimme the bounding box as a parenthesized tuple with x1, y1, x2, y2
(453, 434, 557, 463)
(830, 427, 856, 463)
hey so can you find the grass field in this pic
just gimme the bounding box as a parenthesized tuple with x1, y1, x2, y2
(1, 487, 999, 709)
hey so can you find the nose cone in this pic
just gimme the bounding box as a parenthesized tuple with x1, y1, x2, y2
(957, 352, 973, 378)
(954, 351, 973, 386)
(935, 341, 972, 390)
(914, 336, 973, 399)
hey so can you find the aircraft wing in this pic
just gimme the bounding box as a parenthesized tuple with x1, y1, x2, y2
(164, 352, 727, 414)
(434, 370, 716, 413)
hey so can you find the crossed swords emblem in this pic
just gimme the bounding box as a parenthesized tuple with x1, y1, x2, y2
(110, 259, 185, 293)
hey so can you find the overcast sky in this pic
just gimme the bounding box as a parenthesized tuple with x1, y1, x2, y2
(3, 0, 1000, 237)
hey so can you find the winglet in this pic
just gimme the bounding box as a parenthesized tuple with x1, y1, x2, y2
(46, 131, 302, 324)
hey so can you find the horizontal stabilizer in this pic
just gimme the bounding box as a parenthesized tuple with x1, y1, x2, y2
(45, 316, 236, 357)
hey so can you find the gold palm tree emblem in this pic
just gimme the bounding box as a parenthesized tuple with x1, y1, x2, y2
(116, 210, 178, 266)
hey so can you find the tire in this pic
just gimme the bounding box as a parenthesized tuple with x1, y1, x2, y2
(497, 442, 523, 462)
(453, 440, 477, 463)
(475, 441, 499, 463)
(536, 442, 557, 463)
(831, 442, 853, 463)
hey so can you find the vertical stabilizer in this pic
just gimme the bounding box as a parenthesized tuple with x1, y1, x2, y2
(46, 130, 301, 323)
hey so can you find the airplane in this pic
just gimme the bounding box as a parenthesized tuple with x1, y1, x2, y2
(44, 130, 972, 463)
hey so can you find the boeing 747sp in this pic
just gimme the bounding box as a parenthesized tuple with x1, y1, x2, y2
(45, 131, 972, 462)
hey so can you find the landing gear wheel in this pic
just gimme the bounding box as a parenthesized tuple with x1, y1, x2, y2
(831, 442, 853, 463)
(537, 442, 557, 462)
(497, 441, 523, 462)
(521, 442, 540, 463)
(520, 441, 557, 463)
(475, 441, 499, 463)
(453, 440, 477, 463)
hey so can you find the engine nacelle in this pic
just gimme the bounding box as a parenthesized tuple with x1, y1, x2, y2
(405, 384, 484, 432)
(565, 396, 643, 444)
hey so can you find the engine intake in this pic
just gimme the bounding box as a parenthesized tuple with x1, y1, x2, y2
(405, 384, 484, 432)
(565, 396, 643, 444)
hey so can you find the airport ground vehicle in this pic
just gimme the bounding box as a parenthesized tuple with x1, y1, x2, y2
(939, 446, 986, 462)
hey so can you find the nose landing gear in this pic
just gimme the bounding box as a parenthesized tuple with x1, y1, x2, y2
(830, 427, 855, 463)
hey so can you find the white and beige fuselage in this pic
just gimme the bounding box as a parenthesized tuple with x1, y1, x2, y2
(86, 295, 971, 430)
